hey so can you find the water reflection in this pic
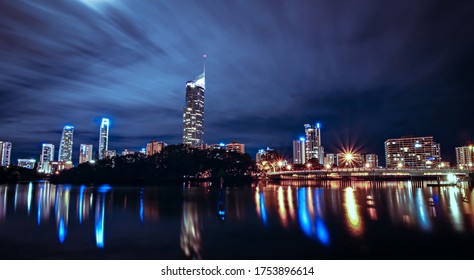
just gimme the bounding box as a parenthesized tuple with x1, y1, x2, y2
(0, 186, 6, 220)
(95, 185, 111, 249)
(344, 187, 363, 237)
(55, 185, 70, 243)
(180, 198, 202, 259)
(1, 181, 474, 259)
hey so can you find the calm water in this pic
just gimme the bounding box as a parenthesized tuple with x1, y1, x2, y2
(1, 180, 474, 259)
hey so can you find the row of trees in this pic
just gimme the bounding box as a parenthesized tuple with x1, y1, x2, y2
(0, 166, 43, 183)
(51, 144, 257, 184)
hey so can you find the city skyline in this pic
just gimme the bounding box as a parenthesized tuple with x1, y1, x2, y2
(1, 1, 474, 163)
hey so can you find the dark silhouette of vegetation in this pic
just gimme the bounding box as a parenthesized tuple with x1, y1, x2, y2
(51, 144, 257, 184)
(0, 166, 43, 183)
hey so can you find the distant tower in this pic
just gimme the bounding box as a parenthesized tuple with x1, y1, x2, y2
(304, 123, 324, 164)
(99, 118, 110, 160)
(79, 144, 93, 164)
(0, 141, 12, 166)
(40, 143, 55, 173)
(58, 125, 74, 162)
(183, 56, 206, 148)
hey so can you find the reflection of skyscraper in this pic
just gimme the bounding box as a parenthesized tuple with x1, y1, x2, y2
(39, 144, 54, 173)
(0, 141, 12, 166)
(304, 123, 324, 164)
(79, 144, 93, 164)
(99, 118, 110, 160)
(182, 71, 205, 148)
(58, 125, 74, 162)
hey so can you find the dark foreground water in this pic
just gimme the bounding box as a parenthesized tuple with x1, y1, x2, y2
(1, 180, 474, 259)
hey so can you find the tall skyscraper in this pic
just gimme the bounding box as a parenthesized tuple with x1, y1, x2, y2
(304, 123, 324, 164)
(39, 143, 55, 173)
(79, 144, 93, 164)
(292, 137, 306, 164)
(182, 70, 205, 148)
(385, 136, 441, 169)
(58, 125, 74, 162)
(0, 141, 12, 166)
(99, 118, 110, 160)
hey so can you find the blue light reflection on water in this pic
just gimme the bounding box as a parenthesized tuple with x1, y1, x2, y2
(95, 185, 110, 249)
(297, 188, 330, 246)
(259, 191, 268, 226)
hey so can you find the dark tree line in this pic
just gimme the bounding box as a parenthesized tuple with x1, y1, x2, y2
(51, 144, 257, 184)
(0, 166, 43, 183)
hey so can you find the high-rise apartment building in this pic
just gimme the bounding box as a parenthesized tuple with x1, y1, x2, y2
(0, 141, 12, 166)
(304, 123, 324, 164)
(146, 140, 165, 156)
(39, 143, 55, 173)
(385, 136, 441, 169)
(58, 125, 74, 163)
(292, 137, 306, 164)
(182, 71, 205, 148)
(455, 145, 474, 168)
(79, 144, 93, 164)
(99, 118, 110, 160)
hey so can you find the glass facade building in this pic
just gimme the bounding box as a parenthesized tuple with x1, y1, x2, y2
(99, 118, 110, 160)
(182, 72, 205, 148)
(58, 125, 74, 162)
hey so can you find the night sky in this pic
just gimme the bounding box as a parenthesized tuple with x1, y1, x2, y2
(1, 0, 474, 164)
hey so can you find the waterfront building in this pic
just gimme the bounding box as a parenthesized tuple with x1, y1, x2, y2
(456, 145, 474, 169)
(304, 123, 324, 165)
(384, 136, 441, 169)
(79, 144, 93, 164)
(364, 154, 379, 168)
(292, 137, 306, 164)
(324, 153, 335, 167)
(182, 70, 205, 148)
(39, 143, 55, 173)
(226, 141, 245, 154)
(99, 118, 110, 160)
(17, 159, 36, 169)
(0, 141, 12, 166)
(58, 125, 74, 163)
(146, 140, 166, 156)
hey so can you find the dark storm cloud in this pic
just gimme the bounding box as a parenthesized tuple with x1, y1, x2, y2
(1, 0, 473, 163)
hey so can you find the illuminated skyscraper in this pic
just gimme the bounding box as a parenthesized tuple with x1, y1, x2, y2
(182, 70, 205, 148)
(304, 123, 324, 164)
(99, 118, 110, 160)
(58, 125, 74, 163)
(79, 144, 93, 164)
(292, 137, 306, 164)
(40, 143, 55, 173)
(0, 141, 12, 166)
